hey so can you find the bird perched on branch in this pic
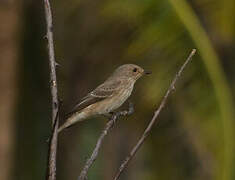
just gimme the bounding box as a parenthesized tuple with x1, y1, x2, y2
(58, 64, 151, 133)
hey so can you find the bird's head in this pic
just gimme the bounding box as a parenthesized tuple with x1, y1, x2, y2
(112, 64, 151, 81)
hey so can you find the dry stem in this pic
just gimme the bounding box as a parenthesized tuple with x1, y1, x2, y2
(113, 49, 196, 180)
(44, 0, 59, 180)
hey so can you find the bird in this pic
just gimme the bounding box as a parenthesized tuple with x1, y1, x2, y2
(58, 64, 151, 133)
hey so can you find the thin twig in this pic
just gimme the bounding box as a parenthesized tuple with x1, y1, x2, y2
(78, 102, 134, 180)
(113, 49, 196, 180)
(44, 0, 59, 180)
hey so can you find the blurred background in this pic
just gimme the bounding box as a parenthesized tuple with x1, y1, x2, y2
(0, 0, 235, 180)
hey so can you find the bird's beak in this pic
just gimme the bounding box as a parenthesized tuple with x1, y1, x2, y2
(144, 70, 152, 75)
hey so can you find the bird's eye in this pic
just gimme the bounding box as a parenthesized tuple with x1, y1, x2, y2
(133, 68, 137, 72)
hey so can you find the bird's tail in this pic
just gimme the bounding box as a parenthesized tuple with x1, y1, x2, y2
(58, 111, 88, 133)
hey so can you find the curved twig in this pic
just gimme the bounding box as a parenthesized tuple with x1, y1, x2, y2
(78, 102, 134, 180)
(113, 49, 196, 180)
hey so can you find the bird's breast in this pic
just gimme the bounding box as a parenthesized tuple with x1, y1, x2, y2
(102, 83, 134, 114)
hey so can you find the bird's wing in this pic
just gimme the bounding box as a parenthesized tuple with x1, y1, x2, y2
(66, 79, 122, 117)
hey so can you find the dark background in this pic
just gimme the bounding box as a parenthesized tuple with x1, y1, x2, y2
(0, 0, 235, 180)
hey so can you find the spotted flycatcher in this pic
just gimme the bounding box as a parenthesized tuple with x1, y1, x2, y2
(58, 64, 151, 133)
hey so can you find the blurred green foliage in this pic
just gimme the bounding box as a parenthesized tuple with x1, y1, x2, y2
(12, 0, 235, 180)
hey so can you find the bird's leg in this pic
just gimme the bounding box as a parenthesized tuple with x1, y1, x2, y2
(109, 112, 118, 123)
(106, 101, 134, 123)
(127, 100, 134, 115)
(119, 100, 134, 116)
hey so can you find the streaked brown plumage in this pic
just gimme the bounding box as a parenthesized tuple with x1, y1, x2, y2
(58, 64, 150, 133)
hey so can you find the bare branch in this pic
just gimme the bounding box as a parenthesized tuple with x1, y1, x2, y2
(43, 0, 59, 180)
(78, 102, 134, 180)
(113, 49, 196, 180)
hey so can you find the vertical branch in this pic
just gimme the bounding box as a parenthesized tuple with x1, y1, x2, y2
(113, 49, 196, 180)
(44, 0, 59, 180)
